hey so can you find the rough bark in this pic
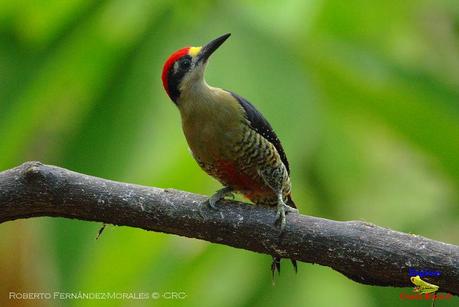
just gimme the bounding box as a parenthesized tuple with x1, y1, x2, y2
(1, 161, 458, 295)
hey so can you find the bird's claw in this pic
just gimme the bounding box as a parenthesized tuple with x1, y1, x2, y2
(285, 205, 298, 213)
(207, 196, 219, 210)
(202, 186, 234, 211)
(198, 199, 216, 219)
(276, 206, 286, 231)
(275, 202, 297, 232)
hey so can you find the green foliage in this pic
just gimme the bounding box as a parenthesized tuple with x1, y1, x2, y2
(0, 0, 458, 306)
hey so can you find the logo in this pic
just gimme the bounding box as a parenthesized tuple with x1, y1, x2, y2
(399, 269, 453, 305)
(408, 268, 441, 278)
(399, 292, 452, 301)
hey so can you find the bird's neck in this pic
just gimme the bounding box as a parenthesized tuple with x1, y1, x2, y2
(177, 78, 218, 116)
(180, 77, 211, 100)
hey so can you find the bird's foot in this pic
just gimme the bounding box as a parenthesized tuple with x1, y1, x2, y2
(206, 186, 234, 210)
(275, 198, 298, 231)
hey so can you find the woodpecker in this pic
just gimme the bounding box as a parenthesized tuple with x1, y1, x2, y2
(161, 33, 298, 274)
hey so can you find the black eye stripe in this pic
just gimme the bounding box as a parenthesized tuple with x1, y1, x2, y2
(167, 55, 192, 103)
(180, 58, 191, 69)
(179, 55, 192, 71)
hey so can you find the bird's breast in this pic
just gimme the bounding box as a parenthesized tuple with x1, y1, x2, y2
(179, 88, 246, 163)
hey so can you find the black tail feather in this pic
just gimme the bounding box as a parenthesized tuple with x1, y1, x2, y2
(271, 256, 298, 284)
(271, 257, 281, 275)
(271, 195, 298, 284)
(291, 259, 298, 273)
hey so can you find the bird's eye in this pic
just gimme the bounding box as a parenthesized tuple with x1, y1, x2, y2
(180, 58, 191, 70)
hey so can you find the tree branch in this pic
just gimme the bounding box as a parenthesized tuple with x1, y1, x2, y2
(1, 161, 458, 295)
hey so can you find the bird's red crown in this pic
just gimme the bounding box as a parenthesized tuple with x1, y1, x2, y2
(161, 47, 190, 96)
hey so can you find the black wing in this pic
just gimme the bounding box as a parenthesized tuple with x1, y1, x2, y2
(229, 91, 290, 174)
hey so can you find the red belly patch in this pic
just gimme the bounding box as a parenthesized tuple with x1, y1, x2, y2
(216, 160, 270, 200)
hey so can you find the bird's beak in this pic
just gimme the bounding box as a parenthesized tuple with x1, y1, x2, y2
(197, 33, 231, 64)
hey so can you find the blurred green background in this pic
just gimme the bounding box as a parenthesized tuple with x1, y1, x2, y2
(1, 0, 458, 306)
